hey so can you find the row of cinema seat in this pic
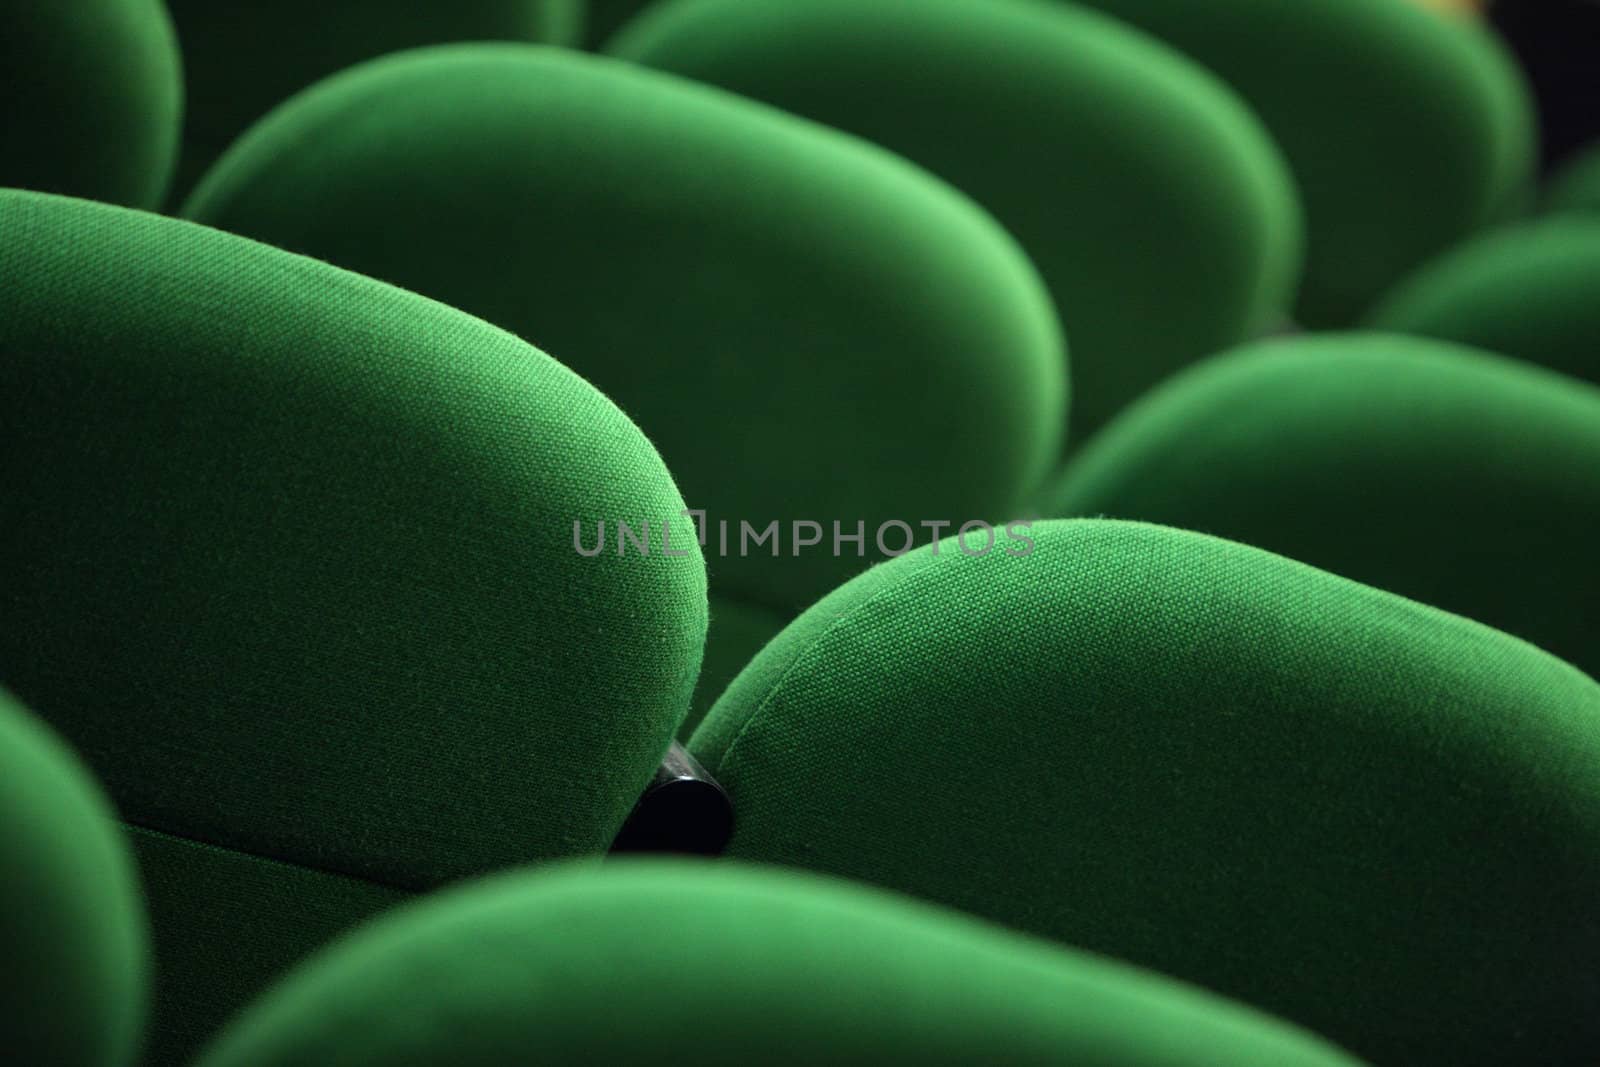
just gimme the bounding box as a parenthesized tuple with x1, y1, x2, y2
(4, 0, 1599, 1064)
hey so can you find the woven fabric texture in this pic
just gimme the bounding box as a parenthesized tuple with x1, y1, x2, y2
(183, 43, 1066, 614)
(129, 827, 407, 1067)
(0, 188, 708, 887)
(1368, 218, 1600, 384)
(196, 861, 1362, 1067)
(1043, 333, 1600, 677)
(684, 594, 790, 738)
(1061, 0, 1534, 326)
(693, 519, 1600, 1066)
(0, 688, 149, 1067)
(0, 0, 182, 208)
(614, 0, 1301, 447)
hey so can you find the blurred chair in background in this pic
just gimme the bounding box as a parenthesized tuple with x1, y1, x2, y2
(1041, 333, 1600, 677)
(195, 863, 1362, 1067)
(161, 0, 583, 197)
(182, 45, 1067, 730)
(0, 0, 182, 208)
(614, 0, 1303, 450)
(1370, 218, 1600, 385)
(1045, 0, 1534, 327)
(0, 688, 149, 1067)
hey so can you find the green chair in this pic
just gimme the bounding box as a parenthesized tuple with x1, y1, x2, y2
(1041, 333, 1600, 677)
(1546, 142, 1600, 215)
(691, 519, 1600, 1066)
(0, 188, 707, 1064)
(613, 0, 1301, 447)
(0, 688, 149, 1067)
(183, 44, 1066, 730)
(0, 0, 182, 208)
(1367, 218, 1600, 385)
(1054, 0, 1535, 326)
(161, 0, 582, 197)
(196, 862, 1362, 1066)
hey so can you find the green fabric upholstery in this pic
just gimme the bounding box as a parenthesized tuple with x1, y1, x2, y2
(1367, 219, 1600, 385)
(1546, 143, 1600, 215)
(196, 861, 1362, 1067)
(162, 0, 582, 197)
(0, 188, 707, 1061)
(182, 44, 1065, 717)
(692, 519, 1600, 1066)
(1041, 334, 1600, 677)
(612, 0, 1301, 447)
(129, 828, 405, 1067)
(686, 594, 789, 738)
(0, 689, 149, 1067)
(0, 0, 182, 208)
(1056, 0, 1535, 327)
